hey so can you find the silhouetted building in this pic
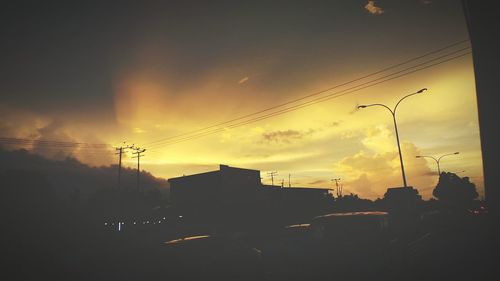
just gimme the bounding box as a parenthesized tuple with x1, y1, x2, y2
(263, 185, 331, 222)
(280, 187, 330, 202)
(168, 165, 261, 220)
(168, 165, 331, 225)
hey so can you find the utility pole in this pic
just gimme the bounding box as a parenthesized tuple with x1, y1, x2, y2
(115, 142, 133, 191)
(281, 179, 284, 188)
(288, 173, 291, 188)
(267, 171, 278, 186)
(132, 146, 146, 192)
(114, 142, 133, 232)
(332, 178, 342, 198)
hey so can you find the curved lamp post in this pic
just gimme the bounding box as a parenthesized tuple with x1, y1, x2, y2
(415, 152, 459, 175)
(358, 88, 427, 187)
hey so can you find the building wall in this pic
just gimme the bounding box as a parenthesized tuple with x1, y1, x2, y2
(168, 165, 262, 218)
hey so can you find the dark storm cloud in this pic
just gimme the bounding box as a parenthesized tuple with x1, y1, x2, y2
(32, 120, 77, 159)
(0, 1, 468, 109)
(0, 147, 169, 200)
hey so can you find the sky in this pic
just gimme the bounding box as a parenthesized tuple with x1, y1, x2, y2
(0, 0, 484, 199)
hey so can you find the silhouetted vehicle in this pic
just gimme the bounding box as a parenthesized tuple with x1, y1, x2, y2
(158, 232, 263, 280)
(310, 211, 389, 245)
(308, 211, 392, 278)
(259, 223, 313, 277)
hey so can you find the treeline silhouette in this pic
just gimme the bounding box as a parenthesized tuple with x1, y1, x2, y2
(0, 147, 172, 280)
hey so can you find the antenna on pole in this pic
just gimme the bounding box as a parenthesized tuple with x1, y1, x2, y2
(267, 171, 278, 186)
(332, 178, 342, 198)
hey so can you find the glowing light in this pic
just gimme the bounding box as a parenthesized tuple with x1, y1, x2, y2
(165, 235, 211, 245)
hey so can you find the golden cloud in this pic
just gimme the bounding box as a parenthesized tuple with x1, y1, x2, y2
(364, 1, 384, 15)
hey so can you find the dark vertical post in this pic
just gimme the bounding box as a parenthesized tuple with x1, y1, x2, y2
(392, 113, 407, 187)
(132, 147, 146, 192)
(462, 0, 500, 221)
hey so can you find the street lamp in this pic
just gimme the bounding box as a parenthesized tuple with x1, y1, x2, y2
(358, 88, 427, 187)
(415, 152, 459, 175)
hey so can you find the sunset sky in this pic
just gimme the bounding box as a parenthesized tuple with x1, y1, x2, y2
(0, 0, 483, 199)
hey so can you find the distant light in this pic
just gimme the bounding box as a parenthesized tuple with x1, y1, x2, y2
(163, 217, 166, 220)
(104, 223, 108, 226)
(179, 215, 183, 218)
(133, 222, 136, 225)
(147, 220, 149, 224)
(158, 221, 161, 223)
(118, 222, 121, 232)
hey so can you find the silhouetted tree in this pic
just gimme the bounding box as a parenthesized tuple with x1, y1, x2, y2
(333, 193, 375, 212)
(433, 172, 478, 209)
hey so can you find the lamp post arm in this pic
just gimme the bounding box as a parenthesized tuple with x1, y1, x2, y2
(361, 103, 394, 115)
(394, 92, 421, 115)
(421, 155, 439, 164)
(437, 153, 457, 162)
(417, 155, 440, 175)
(436, 152, 459, 174)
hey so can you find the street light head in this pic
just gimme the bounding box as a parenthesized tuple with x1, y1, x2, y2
(454, 152, 459, 154)
(415, 156, 421, 158)
(416, 88, 427, 93)
(358, 105, 367, 109)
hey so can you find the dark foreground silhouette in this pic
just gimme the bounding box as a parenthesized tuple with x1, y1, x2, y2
(0, 160, 500, 281)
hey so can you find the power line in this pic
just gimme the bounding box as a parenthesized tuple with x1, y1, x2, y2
(0, 143, 116, 156)
(148, 49, 471, 151)
(0, 137, 111, 149)
(146, 47, 471, 150)
(149, 52, 470, 151)
(143, 39, 470, 147)
(0, 40, 473, 156)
